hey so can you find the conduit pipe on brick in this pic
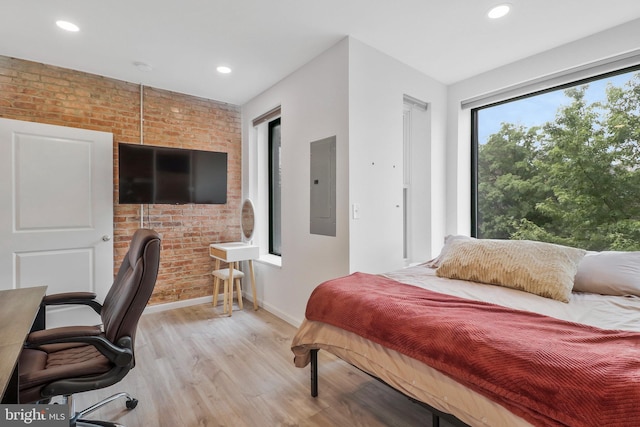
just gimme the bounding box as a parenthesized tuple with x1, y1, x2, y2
(140, 84, 144, 229)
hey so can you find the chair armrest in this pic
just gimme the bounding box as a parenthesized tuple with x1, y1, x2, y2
(26, 325, 102, 345)
(43, 291, 97, 303)
(42, 292, 103, 314)
(32, 292, 103, 332)
(25, 327, 134, 368)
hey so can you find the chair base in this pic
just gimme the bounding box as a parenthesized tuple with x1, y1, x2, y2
(65, 392, 137, 427)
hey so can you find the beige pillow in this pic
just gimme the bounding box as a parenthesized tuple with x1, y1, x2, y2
(574, 251, 640, 296)
(423, 235, 473, 268)
(436, 239, 586, 302)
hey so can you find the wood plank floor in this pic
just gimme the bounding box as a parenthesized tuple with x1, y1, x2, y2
(74, 303, 454, 426)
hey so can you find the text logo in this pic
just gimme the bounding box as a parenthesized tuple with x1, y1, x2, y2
(0, 405, 67, 427)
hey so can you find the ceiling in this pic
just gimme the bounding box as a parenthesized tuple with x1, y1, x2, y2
(3, 0, 640, 106)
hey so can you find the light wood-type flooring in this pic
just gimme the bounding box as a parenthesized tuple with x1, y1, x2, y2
(74, 302, 454, 426)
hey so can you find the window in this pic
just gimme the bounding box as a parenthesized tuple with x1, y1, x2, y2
(472, 66, 640, 251)
(268, 118, 282, 256)
(252, 106, 281, 262)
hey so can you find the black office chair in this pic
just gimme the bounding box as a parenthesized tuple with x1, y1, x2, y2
(19, 229, 161, 427)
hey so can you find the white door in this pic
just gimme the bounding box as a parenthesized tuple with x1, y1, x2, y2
(403, 97, 431, 265)
(0, 118, 113, 327)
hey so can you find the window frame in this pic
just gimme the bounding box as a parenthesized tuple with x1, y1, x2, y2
(471, 63, 640, 238)
(268, 117, 282, 257)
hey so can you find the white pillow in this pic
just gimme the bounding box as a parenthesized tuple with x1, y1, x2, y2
(574, 251, 640, 296)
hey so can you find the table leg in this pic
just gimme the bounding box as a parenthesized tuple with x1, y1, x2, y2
(223, 277, 229, 314)
(228, 262, 234, 316)
(1, 367, 18, 403)
(234, 262, 244, 310)
(249, 260, 258, 310)
(213, 258, 221, 307)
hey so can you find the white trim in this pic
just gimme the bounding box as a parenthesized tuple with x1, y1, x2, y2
(260, 299, 300, 327)
(143, 296, 211, 315)
(461, 49, 640, 110)
(403, 94, 428, 110)
(256, 253, 282, 268)
(142, 292, 263, 316)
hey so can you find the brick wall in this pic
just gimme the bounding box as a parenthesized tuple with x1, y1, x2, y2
(0, 56, 242, 305)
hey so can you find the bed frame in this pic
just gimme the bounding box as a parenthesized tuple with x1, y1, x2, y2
(308, 349, 470, 427)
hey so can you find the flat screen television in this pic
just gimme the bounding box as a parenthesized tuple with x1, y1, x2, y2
(118, 143, 227, 204)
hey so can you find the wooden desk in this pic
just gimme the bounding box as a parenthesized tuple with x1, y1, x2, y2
(0, 286, 47, 403)
(209, 242, 259, 315)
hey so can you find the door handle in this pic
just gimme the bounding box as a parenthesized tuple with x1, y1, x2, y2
(102, 235, 112, 242)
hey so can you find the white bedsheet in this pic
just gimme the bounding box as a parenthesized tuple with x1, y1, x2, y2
(384, 265, 640, 332)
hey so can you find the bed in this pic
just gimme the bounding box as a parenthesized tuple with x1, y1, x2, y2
(291, 237, 640, 427)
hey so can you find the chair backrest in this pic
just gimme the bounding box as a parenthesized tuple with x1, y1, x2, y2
(101, 229, 161, 345)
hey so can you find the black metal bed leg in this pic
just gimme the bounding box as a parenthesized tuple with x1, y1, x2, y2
(310, 349, 318, 397)
(432, 413, 440, 427)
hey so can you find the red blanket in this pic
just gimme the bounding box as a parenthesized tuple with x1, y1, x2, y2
(305, 272, 640, 427)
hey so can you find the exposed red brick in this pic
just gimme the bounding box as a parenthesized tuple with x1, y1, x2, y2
(0, 56, 242, 306)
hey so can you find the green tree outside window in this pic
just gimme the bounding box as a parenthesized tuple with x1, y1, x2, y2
(476, 73, 640, 251)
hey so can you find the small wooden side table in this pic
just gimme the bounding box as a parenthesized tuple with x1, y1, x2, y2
(209, 242, 259, 316)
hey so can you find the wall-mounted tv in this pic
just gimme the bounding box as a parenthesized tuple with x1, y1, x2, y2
(118, 143, 227, 204)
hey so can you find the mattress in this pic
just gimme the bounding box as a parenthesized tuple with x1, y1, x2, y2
(291, 265, 640, 426)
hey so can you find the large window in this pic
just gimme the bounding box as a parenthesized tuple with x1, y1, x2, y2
(472, 67, 640, 251)
(268, 118, 282, 256)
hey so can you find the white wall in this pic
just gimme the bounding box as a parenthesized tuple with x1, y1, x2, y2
(241, 38, 350, 326)
(348, 38, 448, 273)
(241, 37, 448, 326)
(445, 18, 640, 236)
(242, 19, 640, 326)
(242, 19, 640, 327)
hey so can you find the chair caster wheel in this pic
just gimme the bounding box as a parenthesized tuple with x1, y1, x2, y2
(126, 398, 138, 410)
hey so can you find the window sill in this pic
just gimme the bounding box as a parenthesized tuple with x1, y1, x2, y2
(256, 254, 282, 268)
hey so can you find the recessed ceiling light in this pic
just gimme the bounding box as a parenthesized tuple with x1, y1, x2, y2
(56, 20, 80, 32)
(487, 4, 511, 19)
(216, 66, 232, 74)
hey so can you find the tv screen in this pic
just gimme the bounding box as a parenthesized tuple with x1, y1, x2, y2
(118, 143, 227, 204)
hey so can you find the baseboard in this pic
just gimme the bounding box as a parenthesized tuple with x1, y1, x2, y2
(143, 296, 212, 314)
(143, 293, 302, 328)
(260, 300, 301, 327)
(143, 292, 257, 315)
